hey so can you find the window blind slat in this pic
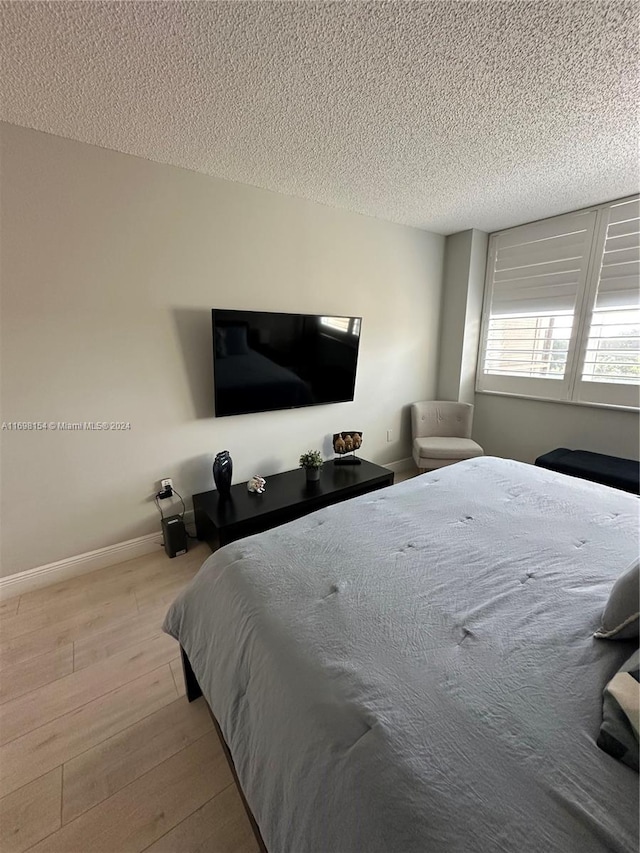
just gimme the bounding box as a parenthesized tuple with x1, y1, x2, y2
(495, 234, 587, 270)
(485, 368, 563, 378)
(606, 218, 640, 240)
(486, 337, 571, 344)
(492, 274, 580, 294)
(602, 248, 640, 267)
(494, 258, 584, 283)
(599, 260, 639, 280)
(486, 349, 570, 358)
(604, 232, 640, 252)
(607, 199, 640, 225)
(496, 212, 593, 250)
(491, 283, 579, 314)
(594, 280, 640, 309)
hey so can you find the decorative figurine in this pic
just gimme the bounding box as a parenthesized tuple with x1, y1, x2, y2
(247, 475, 266, 494)
(332, 432, 363, 465)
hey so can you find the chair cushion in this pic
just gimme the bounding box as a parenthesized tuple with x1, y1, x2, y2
(414, 436, 484, 460)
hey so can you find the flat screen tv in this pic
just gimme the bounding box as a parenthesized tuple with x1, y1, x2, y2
(212, 309, 362, 417)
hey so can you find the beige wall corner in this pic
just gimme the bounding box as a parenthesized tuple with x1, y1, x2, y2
(435, 228, 488, 406)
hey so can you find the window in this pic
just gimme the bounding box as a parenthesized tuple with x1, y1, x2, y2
(477, 197, 639, 408)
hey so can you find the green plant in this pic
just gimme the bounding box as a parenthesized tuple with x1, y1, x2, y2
(299, 450, 323, 470)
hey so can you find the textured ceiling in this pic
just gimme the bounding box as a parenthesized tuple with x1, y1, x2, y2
(1, 1, 638, 235)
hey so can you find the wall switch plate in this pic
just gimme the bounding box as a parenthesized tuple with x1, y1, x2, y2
(386, 429, 392, 442)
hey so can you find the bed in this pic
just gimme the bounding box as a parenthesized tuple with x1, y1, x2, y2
(163, 456, 639, 853)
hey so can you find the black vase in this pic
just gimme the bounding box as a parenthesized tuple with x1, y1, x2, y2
(213, 450, 233, 498)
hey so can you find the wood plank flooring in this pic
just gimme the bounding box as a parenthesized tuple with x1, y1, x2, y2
(0, 540, 258, 853)
(0, 468, 418, 852)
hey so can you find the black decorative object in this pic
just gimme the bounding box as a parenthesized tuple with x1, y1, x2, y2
(213, 450, 233, 498)
(333, 431, 363, 465)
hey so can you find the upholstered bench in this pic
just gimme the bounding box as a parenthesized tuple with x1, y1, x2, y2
(535, 448, 640, 495)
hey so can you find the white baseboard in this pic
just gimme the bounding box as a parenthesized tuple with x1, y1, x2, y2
(1, 470, 412, 601)
(0, 532, 163, 601)
(385, 457, 415, 473)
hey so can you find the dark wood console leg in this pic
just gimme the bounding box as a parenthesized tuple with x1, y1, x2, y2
(180, 647, 202, 702)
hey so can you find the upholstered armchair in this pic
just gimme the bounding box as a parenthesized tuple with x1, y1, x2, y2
(411, 401, 484, 472)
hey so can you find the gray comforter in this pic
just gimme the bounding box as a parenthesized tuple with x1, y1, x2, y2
(164, 457, 639, 853)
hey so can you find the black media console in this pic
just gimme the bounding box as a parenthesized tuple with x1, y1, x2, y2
(193, 459, 394, 548)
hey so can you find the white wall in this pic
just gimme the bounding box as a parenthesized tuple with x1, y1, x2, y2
(0, 124, 444, 576)
(473, 394, 639, 463)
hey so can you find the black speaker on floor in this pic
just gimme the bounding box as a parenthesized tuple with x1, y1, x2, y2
(162, 515, 187, 558)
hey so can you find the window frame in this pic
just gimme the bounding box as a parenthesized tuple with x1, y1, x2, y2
(476, 196, 640, 411)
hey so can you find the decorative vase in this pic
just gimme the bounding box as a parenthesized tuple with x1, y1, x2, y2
(213, 450, 233, 498)
(306, 467, 320, 483)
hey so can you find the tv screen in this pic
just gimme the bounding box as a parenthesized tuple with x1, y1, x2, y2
(212, 309, 362, 417)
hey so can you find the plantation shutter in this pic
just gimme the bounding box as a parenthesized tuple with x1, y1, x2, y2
(592, 198, 640, 310)
(576, 198, 640, 405)
(490, 211, 597, 316)
(478, 210, 597, 399)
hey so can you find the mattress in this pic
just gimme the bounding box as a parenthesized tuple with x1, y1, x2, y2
(164, 456, 640, 853)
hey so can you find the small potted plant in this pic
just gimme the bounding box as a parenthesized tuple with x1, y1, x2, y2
(299, 450, 323, 483)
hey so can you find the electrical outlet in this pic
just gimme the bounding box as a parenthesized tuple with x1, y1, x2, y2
(158, 478, 174, 499)
(386, 429, 393, 442)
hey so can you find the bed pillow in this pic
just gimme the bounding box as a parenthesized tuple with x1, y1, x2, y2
(597, 650, 639, 772)
(594, 559, 639, 640)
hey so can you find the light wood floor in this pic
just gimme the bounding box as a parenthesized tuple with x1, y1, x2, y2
(0, 540, 259, 853)
(0, 468, 418, 853)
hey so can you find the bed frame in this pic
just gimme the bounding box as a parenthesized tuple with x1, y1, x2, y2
(180, 648, 268, 853)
